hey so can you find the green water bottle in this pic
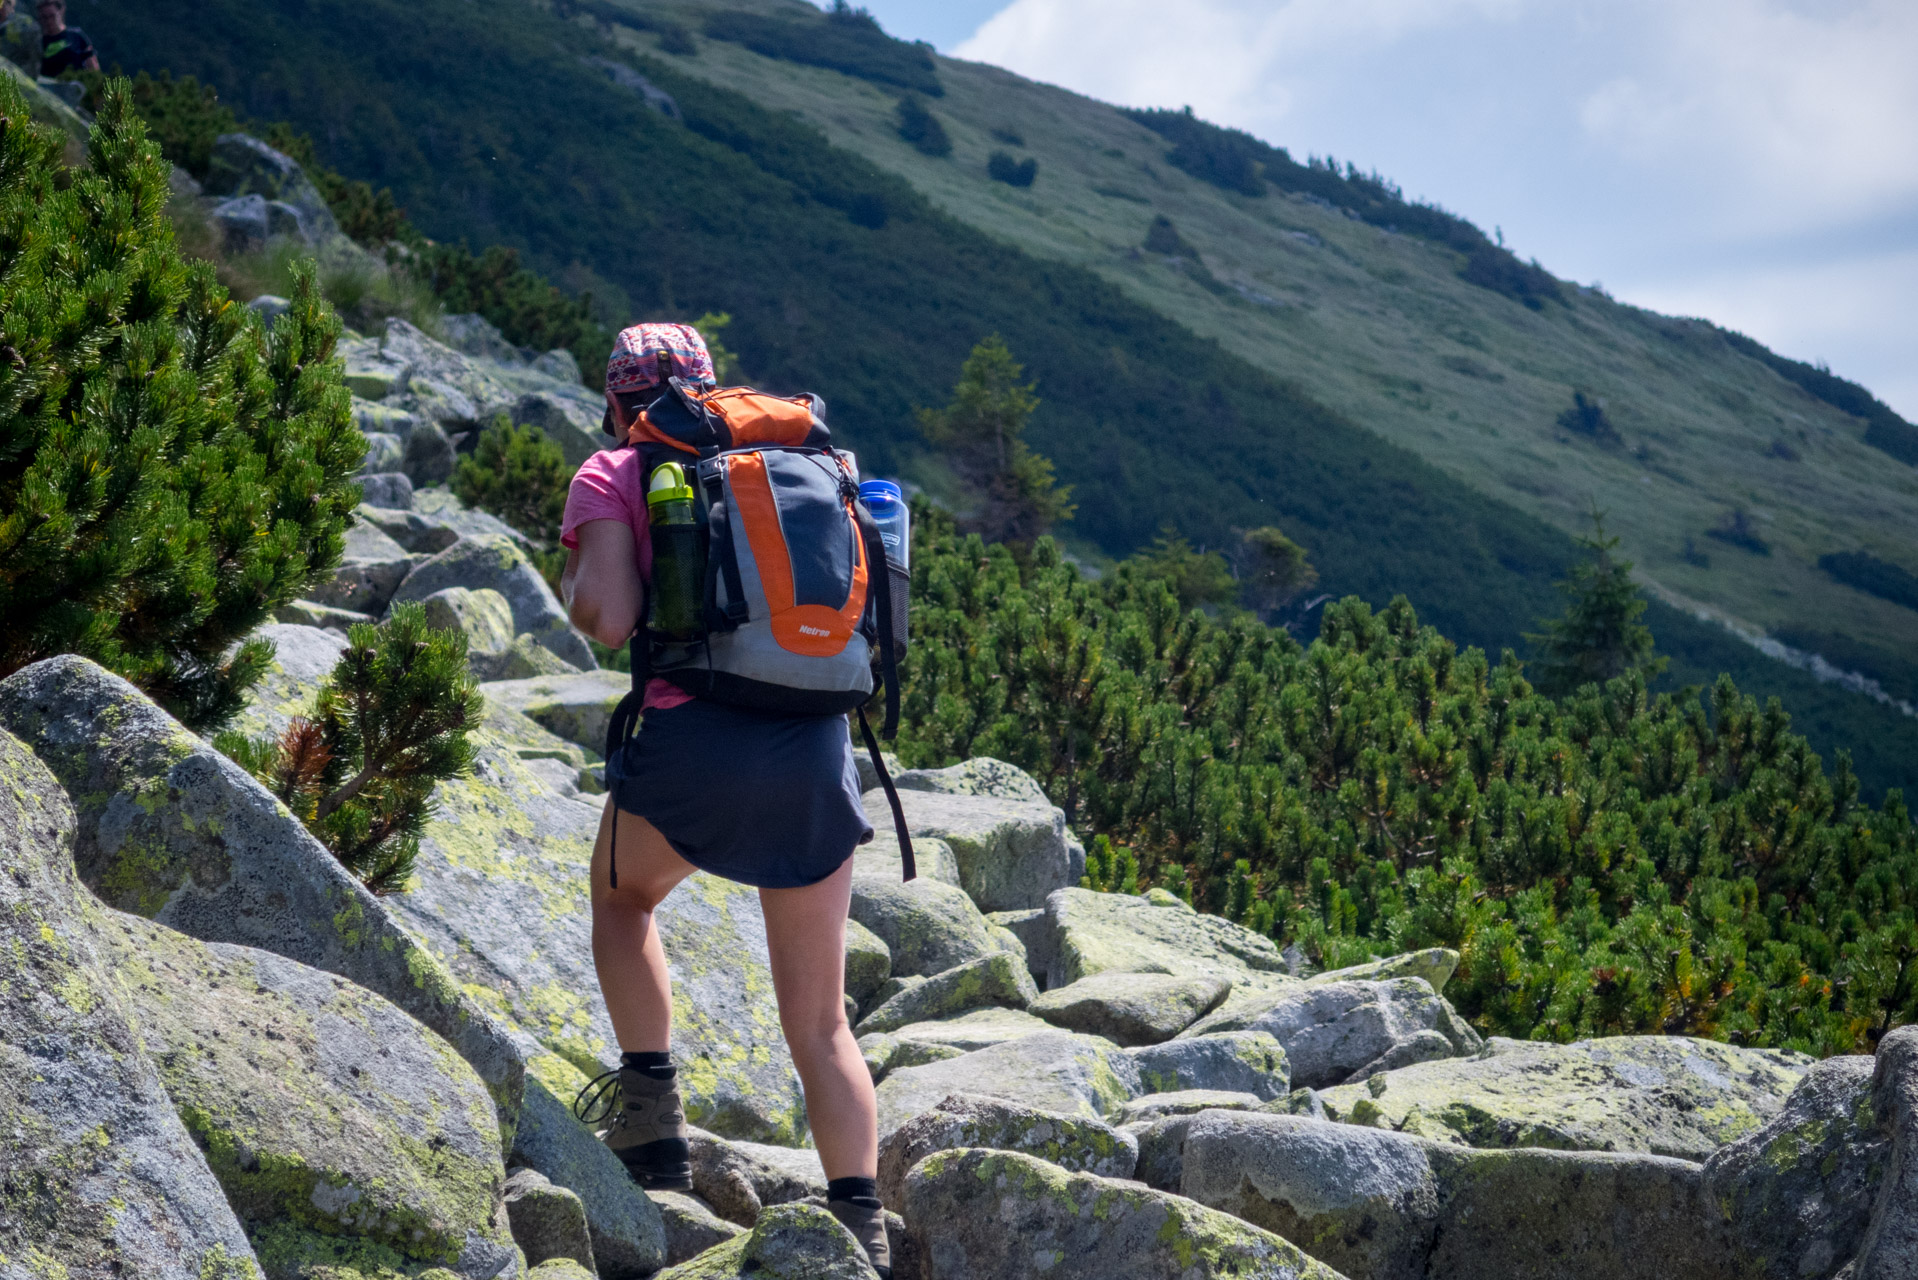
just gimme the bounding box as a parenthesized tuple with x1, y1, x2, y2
(646, 461, 704, 641)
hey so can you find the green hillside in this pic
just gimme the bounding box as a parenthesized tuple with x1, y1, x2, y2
(82, 0, 1918, 795)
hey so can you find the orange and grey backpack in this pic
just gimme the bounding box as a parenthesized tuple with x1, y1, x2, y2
(600, 371, 916, 880)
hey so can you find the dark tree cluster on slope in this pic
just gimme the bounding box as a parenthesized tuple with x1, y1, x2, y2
(703, 0, 940, 97)
(1125, 105, 1563, 309)
(1556, 389, 1619, 443)
(895, 93, 950, 157)
(1820, 551, 1918, 612)
(1716, 326, 1918, 468)
(895, 507, 1918, 1054)
(220, 605, 480, 895)
(0, 79, 360, 730)
(563, 0, 697, 55)
(987, 150, 1036, 187)
(917, 336, 1072, 546)
(1708, 508, 1771, 556)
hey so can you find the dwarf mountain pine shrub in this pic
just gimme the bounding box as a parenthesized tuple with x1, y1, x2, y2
(219, 604, 481, 894)
(0, 78, 360, 730)
(895, 504, 1918, 1054)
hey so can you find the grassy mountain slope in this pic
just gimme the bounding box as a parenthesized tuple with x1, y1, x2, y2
(84, 0, 1918, 795)
(614, 0, 1918, 698)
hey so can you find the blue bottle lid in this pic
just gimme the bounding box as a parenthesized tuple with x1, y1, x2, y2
(859, 479, 904, 505)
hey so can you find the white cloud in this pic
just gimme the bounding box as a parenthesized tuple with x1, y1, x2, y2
(1576, 0, 1918, 239)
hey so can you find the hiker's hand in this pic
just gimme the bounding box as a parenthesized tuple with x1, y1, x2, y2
(569, 520, 641, 647)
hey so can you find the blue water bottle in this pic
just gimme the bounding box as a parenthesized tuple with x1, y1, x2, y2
(859, 480, 910, 571)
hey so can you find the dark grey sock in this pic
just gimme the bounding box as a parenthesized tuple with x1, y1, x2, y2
(621, 1050, 676, 1081)
(827, 1175, 881, 1209)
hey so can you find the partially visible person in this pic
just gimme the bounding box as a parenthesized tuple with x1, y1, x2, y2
(0, 0, 43, 77)
(34, 0, 94, 77)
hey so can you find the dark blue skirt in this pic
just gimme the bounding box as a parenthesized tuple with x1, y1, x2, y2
(609, 699, 873, 889)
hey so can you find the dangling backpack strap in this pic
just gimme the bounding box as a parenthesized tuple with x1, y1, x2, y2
(857, 706, 914, 882)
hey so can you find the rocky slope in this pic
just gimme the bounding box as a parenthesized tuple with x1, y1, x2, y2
(3, 451, 1913, 1274)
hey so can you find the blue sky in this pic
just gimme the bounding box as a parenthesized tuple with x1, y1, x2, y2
(827, 0, 1918, 420)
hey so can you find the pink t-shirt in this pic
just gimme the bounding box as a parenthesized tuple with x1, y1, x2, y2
(562, 448, 694, 711)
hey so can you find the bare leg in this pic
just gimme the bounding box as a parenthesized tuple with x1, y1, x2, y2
(591, 799, 699, 1052)
(761, 857, 877, 1181)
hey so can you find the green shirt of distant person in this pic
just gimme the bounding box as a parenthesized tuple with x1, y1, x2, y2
(32, 0, 95, 77)
(0, 1, 43, 78)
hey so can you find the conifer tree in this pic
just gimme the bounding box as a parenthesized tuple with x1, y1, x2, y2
(0, 77, 360, 729)
(1525, 513, 1664, 697)
(1236, 525, 1318, 621)
(917, 335, 1073, 545)
(220, 604, 481, 894)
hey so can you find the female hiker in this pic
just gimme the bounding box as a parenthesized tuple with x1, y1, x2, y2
(560, 323, 890, 1277)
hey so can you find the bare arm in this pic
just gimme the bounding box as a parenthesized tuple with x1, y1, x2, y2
(566, 519, 643, 649)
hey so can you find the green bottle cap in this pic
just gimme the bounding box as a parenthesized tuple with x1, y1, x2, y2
(647, 462, 695, 507)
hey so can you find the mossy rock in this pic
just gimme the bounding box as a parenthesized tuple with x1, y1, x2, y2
(0, 727, 262, 1279)
(890, 1007, 1056, 1053)
(849, 874, 1004, 978)
(656, 1202, 875, 1279)
(874, 1030, 1141, 1140)
(854, 951, 1037, 1036)
(871, 788, 1073, 912)
(843, 918, 892, 1007)
(1129, 1029, 1291, 1100)
(478, 669, 631, 753)
(902, 1147, 1345, 1279)
(1702, 1055, 1886, 1279)
(1309, 947, 1459, 993)
(1315, 1035, 1812, 1160)
(877, 1092, 1137, 1205)
(1040, 886, 1290, 989)
(0, 655, 524, 1134)
(105, 913, 517, 1278)
(1029, 971, 1230, 1046)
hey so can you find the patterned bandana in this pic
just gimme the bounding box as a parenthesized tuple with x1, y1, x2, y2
(604, 322, 716, 395)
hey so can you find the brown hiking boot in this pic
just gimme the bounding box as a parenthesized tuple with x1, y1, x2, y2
(575, 1066, 692, 1190)
(828, 1196, 891, 1279)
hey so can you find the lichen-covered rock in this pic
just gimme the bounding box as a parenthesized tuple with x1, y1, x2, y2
(1130, 1030, 1291, 1100)
(477, 633, 585, 681)
(528, 1260, 596, 1280)
(1029, 971, 1231, 1046)
(849, 874, 1005, 978)
(357, 470, 416, 510)
(1307, 948, 1459, 993)
(1119, 1090, 1265, 1123)
(357, 500, 463, 554)
(105, 913, 518, 1279)
(1125, 1113, 1199, 1192)
(844, 918, 892, 1007)
(308, 518, 414, 614)
(1315, 1035, 1811, 1160)
(689, 1128, 827, 1227)
(870, 787, 1074, 912)
(1180, 978, 1473, 1090)
(508, 1060, 669, 1280)
(876, 1092, 1137, 1205)
(390, 712, 808, 1143)
(503, 1167, 595, 1272)
(480, 669, 633, 754)
(855, 951, 1038, 1036)
(391, 533, 595, 669)
(230, 622, 350, 739)
(421, 586, 518, 662)
(853, 829, 960, 884)
(0, 656, 524, 1127)
(1179, 1111, 1733, 1280)
(1702, 1055, 1883, 1280)
(1849, 1025, 1918, 1279)
(273, 598, 376, 635)
(1041, 886, 1291, 989)
(903, 1147, 1345, 1280)
(892, 757, 1051, 804)
(875, 1030, 1141, 1140)
(891, 1006, 1056, 1053)
(650, 1190, 746, 1266)
(656, 1202, 877, 1280)
(0, 729, 262, 1279)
